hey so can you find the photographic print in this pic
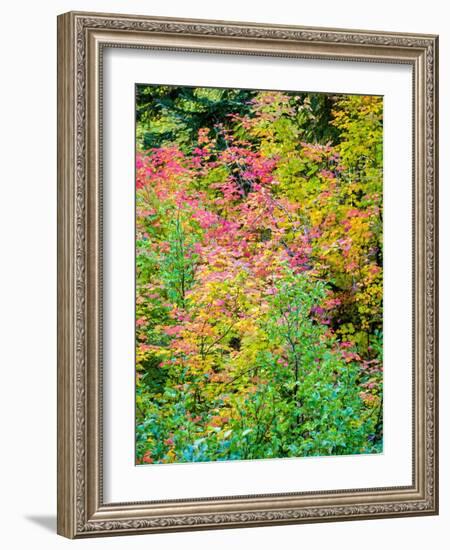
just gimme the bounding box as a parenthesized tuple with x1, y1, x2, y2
(135, 85, 383, 465)
(58, 13, 438, 537)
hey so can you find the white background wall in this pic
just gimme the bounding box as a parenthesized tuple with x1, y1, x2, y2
(0, 1, 447, 548)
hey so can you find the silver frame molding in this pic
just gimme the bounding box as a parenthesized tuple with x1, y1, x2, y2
(57, 11, 439, 539)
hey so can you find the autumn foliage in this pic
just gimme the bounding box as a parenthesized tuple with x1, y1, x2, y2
(135, 86, 383, 464)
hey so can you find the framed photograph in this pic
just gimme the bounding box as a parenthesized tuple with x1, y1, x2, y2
(57, 11, 439, 538)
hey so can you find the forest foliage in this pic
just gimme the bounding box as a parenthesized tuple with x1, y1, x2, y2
(135, 85, 383, 464)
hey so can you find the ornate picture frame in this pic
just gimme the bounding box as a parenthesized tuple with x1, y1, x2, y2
(57, 11, 438, 538)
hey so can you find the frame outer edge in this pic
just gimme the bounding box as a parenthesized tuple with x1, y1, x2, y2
(431, 35, 439, 515)
(57, 12, 77, 539)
